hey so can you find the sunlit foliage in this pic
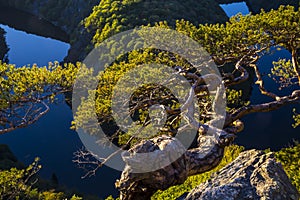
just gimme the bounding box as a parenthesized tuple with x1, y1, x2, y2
(275, 142, 300, 191)
(84, 0, 228, 47)
(292, 109, 300, 128)
(73, 6, 300, 148)
(0, 61, 79, 134)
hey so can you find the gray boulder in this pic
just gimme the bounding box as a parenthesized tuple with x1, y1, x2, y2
(185, 149, 299, 200)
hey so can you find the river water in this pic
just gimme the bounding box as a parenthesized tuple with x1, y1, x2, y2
(0, 2, 299, 199)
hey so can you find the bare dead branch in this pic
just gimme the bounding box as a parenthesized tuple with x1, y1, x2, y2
(225, 90, 300, 126)
(251, 63, 280, 100)
(0, 100, 50, 134)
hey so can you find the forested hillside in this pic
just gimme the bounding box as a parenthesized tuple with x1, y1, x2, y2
(66, 0, 230, 61)
(0, 0, 98, 34)
(0, 27, 8, 62)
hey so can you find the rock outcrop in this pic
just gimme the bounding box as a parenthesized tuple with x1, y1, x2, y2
(185, 149, 299, 200)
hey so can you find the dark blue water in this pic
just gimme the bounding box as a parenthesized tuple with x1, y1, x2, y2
(0, 25, 119, 198)
(1, 25, 68, 67)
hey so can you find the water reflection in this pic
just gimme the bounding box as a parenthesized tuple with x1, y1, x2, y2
(0, 25, 69, 67)
(0, 6, 69, 43)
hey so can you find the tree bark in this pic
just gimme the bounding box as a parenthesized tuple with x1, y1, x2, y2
(116, 131, 235, 200)
(292, 48, 300, 85)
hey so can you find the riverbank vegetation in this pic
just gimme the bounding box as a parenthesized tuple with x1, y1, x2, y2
(0, 62, 78, 134)
(0, 144, 83, 200)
